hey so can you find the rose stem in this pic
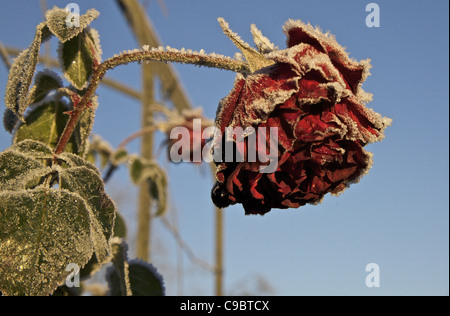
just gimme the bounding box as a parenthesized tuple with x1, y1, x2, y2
(54, 49, 249, 155)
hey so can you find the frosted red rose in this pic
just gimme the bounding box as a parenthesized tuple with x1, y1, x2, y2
(212, 20, 391, 215)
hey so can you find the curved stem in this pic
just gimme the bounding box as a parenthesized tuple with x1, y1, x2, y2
(117, 125, 158, 149)
(54, 49, 248, 155)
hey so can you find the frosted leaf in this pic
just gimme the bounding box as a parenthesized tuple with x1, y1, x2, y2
(78, 255, 102, 281)
(4, 23, 49, 120)
(13, 101, 79, 154)
(113, 212, 127, 239)
(129, 157, 167, 216)
(45, 7, 100, 43)
(0, 188, 93, 296)
(58, 28, 101, 90)
(84, 27, 102, 62)
(218, 18, 274, 73)
(148, 171, 168, 217)
(79, 203, 127, 280)
(28, 70, 63, 106)
(3, 109, 19, 133)
(59, 152, 101, 176)
(250, 24, 278, 54)
(107, 257, 165, 297)
(106, 238, 164, 296)
(88, 135, 114, 169)
(106, 238, 132, 296)
(8, 139, 53, 160)
(129, 157, 152, 185)
(111, 148, 129, 166)
(58, 166, 116, 264)
(0, 151, 51, 191)
(76, 95, 98, 158)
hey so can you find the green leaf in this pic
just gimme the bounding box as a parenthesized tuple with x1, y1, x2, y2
(111, 148, 129, 166)
(13, 101, 78, 154)
(129, 157, 168, 216)
(89, 135, 113, 169)
(58, 164, 116, 264)
(79, 255, 103, 281)
(84, 27, 102, 63)
(108, 238, 132, 296)
(107, 257, 165, 296)
(9, 139, 54, 160)
(114, 211, 127, 239)
(3, 109, 19, 133)
(129, 157, 157, 185)
(4, 23, 50, 119)
(28, 70, 63, 105)
(76, 96, 98, 158)
(0, 188, 94, 296)
(79, 212, 127, 281)
(0, 151, 51, 191)
(59, 28, 101, 90)
(45, 7, 100, 43)
(148, 174, 168, 217)
(59, 152, 101, 175)
(125, 260, 165, 296)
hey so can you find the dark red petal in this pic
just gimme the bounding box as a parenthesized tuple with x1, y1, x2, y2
(333, 99, 385, 144)
(283, 20, 371, 93)
(215, 65, 299, 136)
(214, 76, 246, 135)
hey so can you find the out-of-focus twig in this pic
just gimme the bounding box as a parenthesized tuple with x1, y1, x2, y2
(118, 125, 158, 149)
(160, 216, 215, 272)
(0, 41, 11, 69)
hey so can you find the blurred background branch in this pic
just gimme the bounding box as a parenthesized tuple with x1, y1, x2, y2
(0, 41, 11, 69)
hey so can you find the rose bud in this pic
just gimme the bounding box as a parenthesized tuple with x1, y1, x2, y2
(211, 19, 392, 215)
(158, 108, 214, 164)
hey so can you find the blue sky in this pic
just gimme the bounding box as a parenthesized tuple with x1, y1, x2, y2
(0, 0, 448, 296)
